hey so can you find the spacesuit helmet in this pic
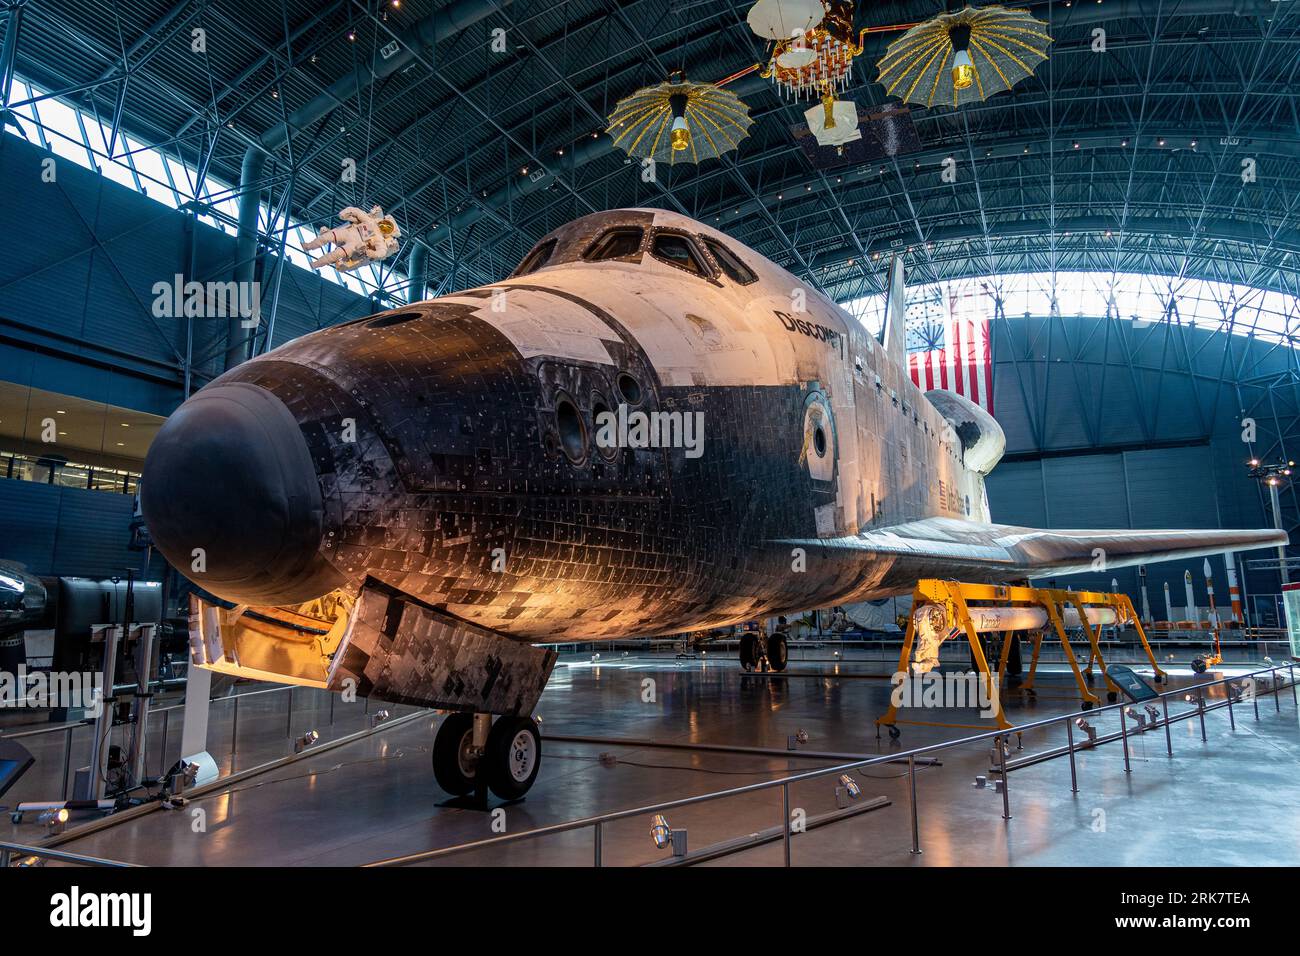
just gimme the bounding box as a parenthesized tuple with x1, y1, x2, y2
(378, 217, 401, 240)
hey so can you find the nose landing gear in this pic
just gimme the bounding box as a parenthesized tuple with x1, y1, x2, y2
(432, 712, 542, 803)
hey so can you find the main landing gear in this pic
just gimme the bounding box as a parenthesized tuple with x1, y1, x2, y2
(432, 712, 542, 802)
(739, 630, 789, 673)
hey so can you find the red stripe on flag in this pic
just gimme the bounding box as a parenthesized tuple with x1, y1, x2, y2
(982, 319, 994, 415)
(952, 320, 964, 396)
(965, 319, 979, 408)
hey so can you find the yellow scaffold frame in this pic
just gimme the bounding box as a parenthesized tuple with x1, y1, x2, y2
(877, 580, 1167, 732)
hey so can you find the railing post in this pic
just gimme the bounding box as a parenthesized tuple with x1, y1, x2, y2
(330, 692, 336, 727)
(593, 821, 602, 867)
(1197, 690, 1207, 742)
(286, 686, 294, 738)
(61, 725, 73, 801)
(782, 782, 792, 867)
(0, 847, 9, 868)
(1162, 696, 1173, 756)
(1065, 717, 1078, 793)
(159, 709, 170, 778)
(997, 736, 1011, 820)
(231, 695, 240, 756)
(1252, 678, 1260, 721)
(1289, 664, 1297, 708)
(1118, 705, 1132, 772)
(1226, 682, 1236, 730)
(908, 754, 921, 854)
(1273, 668, 1281, 713)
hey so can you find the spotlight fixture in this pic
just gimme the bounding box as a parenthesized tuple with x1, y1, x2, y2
(650, 813, 687, 856)
(294, 730, 320, 754)
(370, 708, 391, 727)
(39, 808, 70, 835)
(1144, 705, 1161, 724)
(1075, 716, 1097, 743)
(838, 774, 861, 798)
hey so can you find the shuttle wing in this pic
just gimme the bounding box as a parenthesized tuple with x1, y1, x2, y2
(781, 518, 1287, 579)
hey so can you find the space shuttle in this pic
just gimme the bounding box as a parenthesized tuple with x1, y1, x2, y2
(141, 208, 1286, 799)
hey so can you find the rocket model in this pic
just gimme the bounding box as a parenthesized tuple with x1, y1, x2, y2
(140, 209, 1287, 799)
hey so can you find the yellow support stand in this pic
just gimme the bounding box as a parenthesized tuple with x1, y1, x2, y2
(877, 580, 1167, 735)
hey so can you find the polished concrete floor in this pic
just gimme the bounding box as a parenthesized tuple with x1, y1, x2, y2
(5, 643, 1300, 866)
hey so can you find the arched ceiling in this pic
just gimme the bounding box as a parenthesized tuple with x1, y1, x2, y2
(12, 0, 1300, 304)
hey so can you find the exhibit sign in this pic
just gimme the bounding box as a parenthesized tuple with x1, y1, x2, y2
(1283, 583, 1300, 659)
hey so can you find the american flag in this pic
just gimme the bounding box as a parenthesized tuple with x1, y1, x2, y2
(906, 286, 995, 415)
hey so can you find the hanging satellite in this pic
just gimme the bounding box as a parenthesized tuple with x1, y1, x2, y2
(750, 0, 865, 101)
(876, 5, 1052, 108)
(805, 93, 861, 149)
(606, 72, 754, 165)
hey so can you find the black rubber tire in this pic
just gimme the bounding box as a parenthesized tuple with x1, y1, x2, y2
(485, 716, 542, 801)
(888, 725, 901, 740)
(1107, 691, 1119, 703)
(739, 633, 758, 671)
(432, 713, 477, 796)
(1191, 657, 1207, 674)
(768, 632, 789, 672)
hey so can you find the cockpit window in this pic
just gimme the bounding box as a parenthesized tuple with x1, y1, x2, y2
(703, 239, 757, 285)
(513, 238, 557, 277)
(650, 231, 710, 277)
(584, 228, 644, 261)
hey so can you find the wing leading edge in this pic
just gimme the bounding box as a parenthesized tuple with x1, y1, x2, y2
(780, 517, 1288, 580)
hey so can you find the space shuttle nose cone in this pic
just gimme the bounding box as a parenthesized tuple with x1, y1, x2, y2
(141, 382, 343, 606)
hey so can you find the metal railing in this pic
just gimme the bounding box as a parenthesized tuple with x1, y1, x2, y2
(363, 662, 1298, 868)
(1, 682, 374, 800)
(0, 842, 139, 867)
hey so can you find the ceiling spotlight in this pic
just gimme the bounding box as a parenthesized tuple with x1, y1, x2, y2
(347, 30, 356, 41)
(1157, 138, 1166, 146)
(1072, 142, 1079, 149)
(1190, 139, 1197, 147)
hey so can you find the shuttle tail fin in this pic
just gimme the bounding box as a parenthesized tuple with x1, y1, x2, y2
(881, 255, 908, 363)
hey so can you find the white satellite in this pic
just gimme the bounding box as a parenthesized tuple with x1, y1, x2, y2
(805, 97, 861, 148)
(746, 0, 823, 41)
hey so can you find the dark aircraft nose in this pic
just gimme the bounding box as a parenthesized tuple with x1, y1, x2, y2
(141, 382, 343, 606)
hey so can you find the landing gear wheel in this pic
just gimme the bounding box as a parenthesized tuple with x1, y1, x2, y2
(1107, 691, 1119, 703)
(739, 633, 758, 671)
(768, 632, 789, 672)
(1191, 656, 1208, 674)
(1082, 700, 1094, 710)
(432, 713, 478, 796)
(888, 725, 901, 740)
(485, 716, 542, 801)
